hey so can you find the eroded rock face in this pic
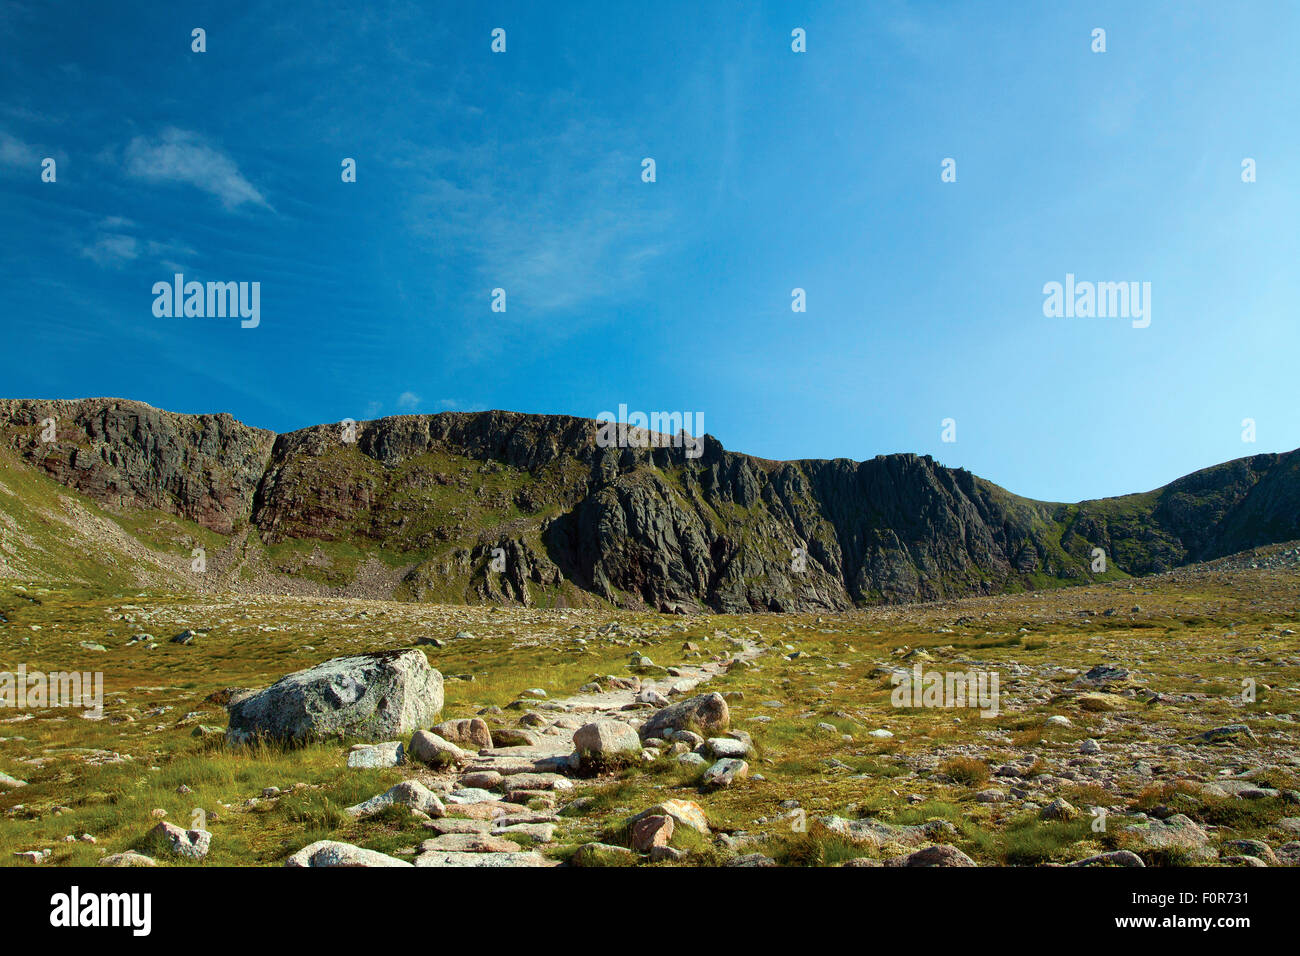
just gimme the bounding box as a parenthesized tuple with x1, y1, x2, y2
(226, 650, 443, 744)
(0, 398, 273, 534)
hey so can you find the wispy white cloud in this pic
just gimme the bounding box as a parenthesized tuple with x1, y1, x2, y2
(396, 391, 422, 410)
(400, 102, 674, 314)
(80, 232, 139, 267)
(124, 128, 269, 210)
(0, 130, 40, 168)
(79, 218, 198, 270)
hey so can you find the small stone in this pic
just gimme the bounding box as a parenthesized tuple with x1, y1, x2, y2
(417, 833, 520, 854)
(706, 737, 751, 759)
(896, 844, 976, 867)
(1069, 850, 1145, 867)
(702, 758, 748, 789)
(408, 730, 469, 767)
(346, 780, 446, 819)
(1040, 798, 1077, 821)
(631, 814, 674, 852)
(570, 843, 634, 867)
(149, 821, 211, 860)
(346, 741, 405, 769)
(458, 771, 503, 790)
(629, 799, 710, 834)
(285, 840, 412, 867)
(432, 718, 493, 749)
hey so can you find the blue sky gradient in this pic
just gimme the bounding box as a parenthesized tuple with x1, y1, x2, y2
(2, 1, 1298, 502)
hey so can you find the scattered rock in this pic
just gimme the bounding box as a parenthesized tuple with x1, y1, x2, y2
(432, 718, 493, 749)
(706, 737, 752, 759)
(898, 844, 976, 867)
(148, 822, 211, 860)
(639, 693, 729, 740)
(1069, 850, 1145, 867)
(346, 741, 404, 769)
(1121, 814, 1215, 862)
(1040, 798, 1078, 821)
(702, 757, 748, 788)
(347, 780, 446, 819)
(409, 730, 469, 767)
(631, 814, 674, 852)
(570, 842, 634, 866)
(629, 799, 710, 835)
(417, 833, 519, 854)
(574, 720, 642, 762)
(1193, 724, 1258, 745)
(285, 840, 413, 867)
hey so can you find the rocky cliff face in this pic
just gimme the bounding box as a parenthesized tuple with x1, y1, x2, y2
(0, 398, 274, 534)
(1, 397, 1297, 611)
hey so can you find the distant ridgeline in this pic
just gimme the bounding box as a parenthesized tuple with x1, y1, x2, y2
(1, 398, 1297, 612)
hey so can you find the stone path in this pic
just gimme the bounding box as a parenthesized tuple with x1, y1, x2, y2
(294, 637, 764, 867)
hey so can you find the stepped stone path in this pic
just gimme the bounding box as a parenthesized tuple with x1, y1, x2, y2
(302, 637, 765, 868)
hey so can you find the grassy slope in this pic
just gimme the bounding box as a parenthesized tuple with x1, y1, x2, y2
(1, 567, 1297, 866)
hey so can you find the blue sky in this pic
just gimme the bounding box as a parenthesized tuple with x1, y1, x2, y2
(2, 0, 1298, 503)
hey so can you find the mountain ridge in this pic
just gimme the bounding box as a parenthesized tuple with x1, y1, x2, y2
(1, 397, 1297, 612)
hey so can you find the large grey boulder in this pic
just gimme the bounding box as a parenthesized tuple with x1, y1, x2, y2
(639, 692, 729, 740)
(226, 650, 443, 744)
